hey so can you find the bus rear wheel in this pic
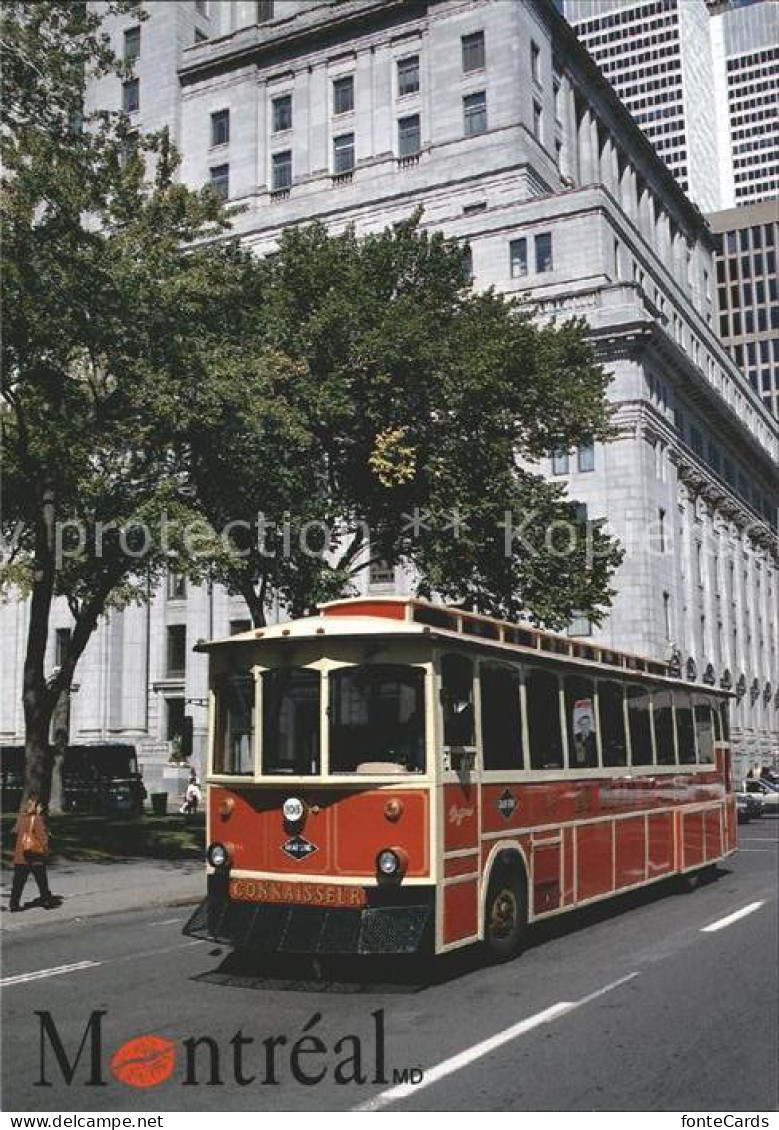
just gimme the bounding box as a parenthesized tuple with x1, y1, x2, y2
(484, 869, 527, 962)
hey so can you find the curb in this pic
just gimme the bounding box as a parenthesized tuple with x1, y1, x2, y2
(2, 892, 204, 935)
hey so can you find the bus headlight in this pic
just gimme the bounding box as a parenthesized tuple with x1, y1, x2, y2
(377, 848, 407, 878)
(207, 841, 230, 869)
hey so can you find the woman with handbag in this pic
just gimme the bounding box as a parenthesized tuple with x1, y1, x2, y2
(9, 796, 59, 912)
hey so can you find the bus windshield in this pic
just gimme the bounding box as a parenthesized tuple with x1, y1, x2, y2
(329, 664, 425, 774)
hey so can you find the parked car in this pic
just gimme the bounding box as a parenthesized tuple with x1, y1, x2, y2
(742, 778, 779, 813)
(735, 789, 763, 823)
(736, 792, 754, 824)
(1, 743, 144, 816)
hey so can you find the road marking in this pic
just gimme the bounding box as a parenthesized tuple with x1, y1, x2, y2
(736, 848, 777, 853)
(701, 901, 764, 933)
(354, 971, 639, 1112)
(150, 918, 184, 927)
(739, 838, 779, 843)
(1, 960, 101, 987)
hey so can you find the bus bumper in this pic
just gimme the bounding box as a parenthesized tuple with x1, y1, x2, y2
(183, 875, 433, 956)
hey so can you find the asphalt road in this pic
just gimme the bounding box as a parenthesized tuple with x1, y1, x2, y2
(3, 820, 777, 1113)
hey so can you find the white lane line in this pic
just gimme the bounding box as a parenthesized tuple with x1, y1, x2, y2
(354, 971, 639, 1112)
(701, 901, 764, 933)
(739, 838, 779, 843)
(736, 848, 777, 853)
(150, 918, 184, 927)
(1, 960, 101, 987)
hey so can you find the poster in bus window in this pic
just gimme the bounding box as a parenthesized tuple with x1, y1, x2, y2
(572, 698, 597, 766)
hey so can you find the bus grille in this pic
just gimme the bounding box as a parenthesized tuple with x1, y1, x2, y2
(183, 894, 431, 955)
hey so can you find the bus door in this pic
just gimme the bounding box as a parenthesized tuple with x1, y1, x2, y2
(439, 653, 481, 948)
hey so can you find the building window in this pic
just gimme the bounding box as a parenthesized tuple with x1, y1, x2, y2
(230, 619, 252, 636)
(209, 164, 229, 200)
(122, 78, 139, 113)
(509, 238, 527, 278)
(272, 94, 292, 133)
(533, 99, 543, 141)
(398, 114, 421, 158)
(535, 231, 553, 272)
(333, 132, 355, 174)
(663, 592, 671, 640)
(531, 41, 541, 84)
(167, 626, 187, 677)
(397, 55, 419, 96)
(567, 613, 592, 638)
(166, 698, 185, 742)
(577, 438, 595, 472)
(210, 108, 229, 147)
(124, 26, 140, 61)
(272, 150, 292, 191)
(369, 560, 395, 586)
(551, 448, 569, 475)
(333, 75, 354, 116)
(167, 571, 187, 600)
(463, 91, 487, 137)
(55, 628, 72, 669)
(257, 0, 274, 22)
(461, 31, 485, 73)
(195, 1, 208, 15)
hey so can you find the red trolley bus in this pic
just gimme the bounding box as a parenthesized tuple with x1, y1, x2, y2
(185, 598, 735, 960)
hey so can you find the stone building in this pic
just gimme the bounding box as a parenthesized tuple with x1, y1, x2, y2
(1, 0, 776, 783)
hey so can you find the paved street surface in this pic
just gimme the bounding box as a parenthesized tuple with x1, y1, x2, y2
(3, 822, 777, 1113)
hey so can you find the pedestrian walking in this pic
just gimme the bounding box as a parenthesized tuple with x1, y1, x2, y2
(9, 796, 60, 912)
(180, 768, 201, 816)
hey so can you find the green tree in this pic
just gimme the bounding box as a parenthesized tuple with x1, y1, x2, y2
(0, 1, 253, 803)
(187, 220, 623, 628)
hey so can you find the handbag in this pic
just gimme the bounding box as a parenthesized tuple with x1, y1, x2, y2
(21, 817, 47, 859)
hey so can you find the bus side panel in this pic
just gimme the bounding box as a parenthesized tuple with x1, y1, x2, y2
(443, 783, 480, 853)
(725, 796, 737, 852)
(682, 810, 705, 870)
(647, 811, 674, 877)
(562, 825, 575, 905)
(442, 878, 480, 945)
(704, 807, 723, 861)
(614, 816, 646, 889)
(531, 840, 561, 914)
(576, 822, 613, 901)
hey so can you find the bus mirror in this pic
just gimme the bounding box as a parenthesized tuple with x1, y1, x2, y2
(446, 747, 474, 774)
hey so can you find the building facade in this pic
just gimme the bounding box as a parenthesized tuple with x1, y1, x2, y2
(561, 0, 779, 414)
(1, 0, 777, 784)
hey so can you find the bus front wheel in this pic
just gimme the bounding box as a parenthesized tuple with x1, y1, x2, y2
(484, 869, 527, 962)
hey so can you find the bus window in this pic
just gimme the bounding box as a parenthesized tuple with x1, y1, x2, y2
(214, 673, 255, 775)
(653, 689, 675, 765)
(626, 684, 653, 766)
(564, 674, 598, 768)
(715, 699, 730, 743)
(526, 668, 564, 770)
(262, 668, 320, 775)
(599, 679, 628, 766)
(693, 695, 715, 764)
(329, 664, 425, 774)
(441, 654, 475, 748)
(480, 663, 524, 770)
(674, 688, 697, 764)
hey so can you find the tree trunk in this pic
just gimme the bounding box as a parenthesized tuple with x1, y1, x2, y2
(49, 688, 71, 814)
(239, 576, 267, 628)
(23, 485, 57, 810)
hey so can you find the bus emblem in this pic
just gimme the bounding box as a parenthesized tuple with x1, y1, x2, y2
(497, 789, 518, 821)
(281, 835, 318, 861)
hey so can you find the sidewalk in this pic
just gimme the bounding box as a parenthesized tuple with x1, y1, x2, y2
(1, 858, 205, 933)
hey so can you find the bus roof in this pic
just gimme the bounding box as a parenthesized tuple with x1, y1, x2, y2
(195, 598, 730, 695)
